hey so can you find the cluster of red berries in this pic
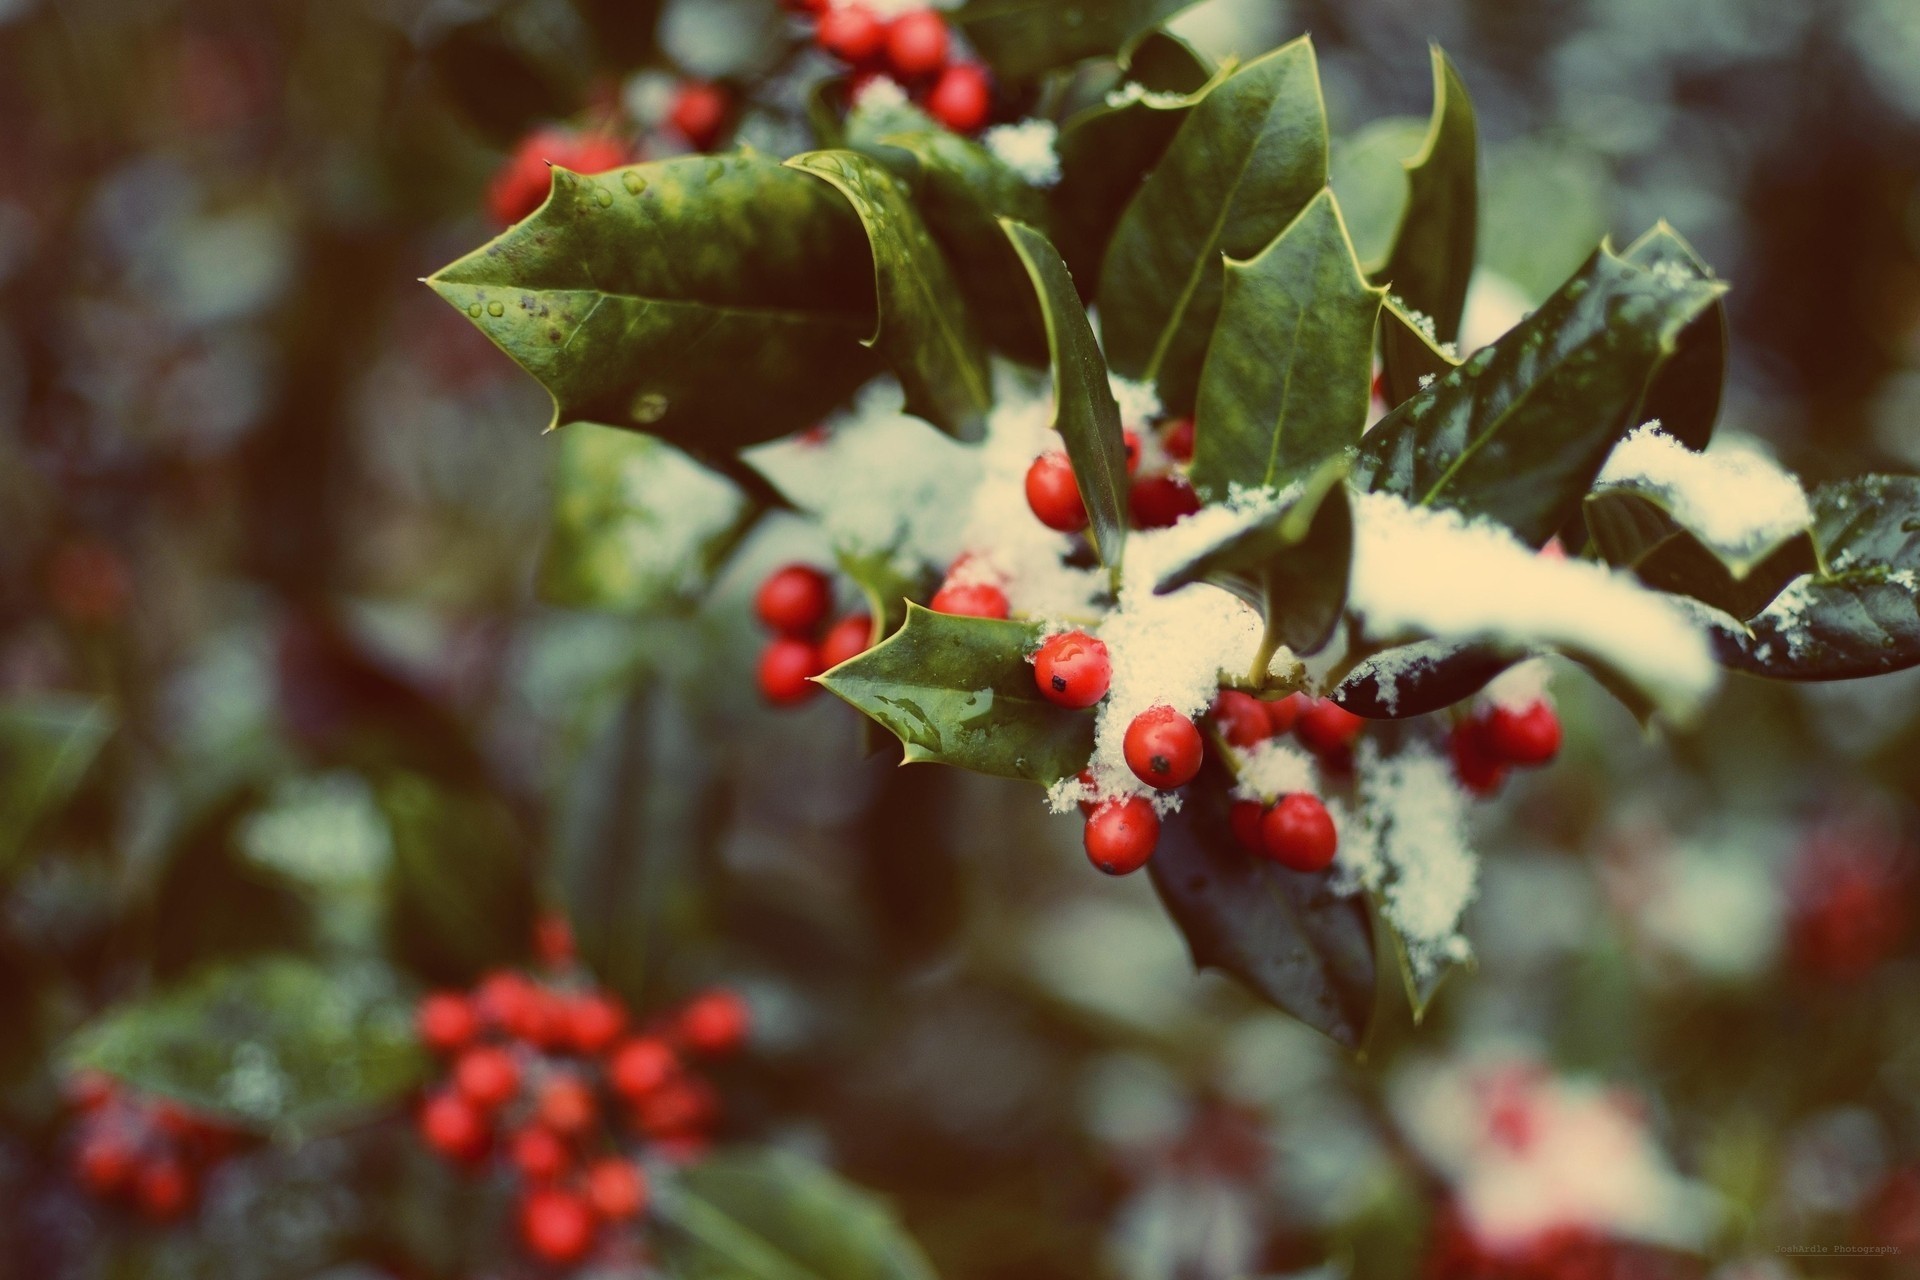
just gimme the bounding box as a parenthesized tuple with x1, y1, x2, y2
(754, 563, 874, 705)
(64, 1070, 237, 1224)
(1025, 417, 1201, 537)
(414, 967, 750, 1266)
(1028, 625, 1369, 876)
(1788, 823, 1912, 982)
(1448, 698, 1562, 796)
(789, 1, 994, 134)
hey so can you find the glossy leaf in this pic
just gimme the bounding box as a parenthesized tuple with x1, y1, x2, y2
(1157, 459, 1353, 659)
(1353, 245, 1725, 547)
(426, 153, 879, 449)
(953, 0, 1199, 81)
(1191, 190, 1383, 502)
(1585, 480, 1815, 620)
(1051, 30, 1219, 293)
(0, 694, 111, 879)
(1712, 475, 1920, 680)
(63, 957, 429, 1137)
(1148, 775, 1375, 1048)
(1331, 643, 1516, 719)
(1098, 38, 1329, 415)
(379, 772, 535, 986)
(819, 603, 1095, 786)
(1004, 219, 1130, 580)
(788, 150, 993, 437)
(1623, 223, 1728, 451)
(657, 1148, 938, 1280)
(1377, 296, 1461, 410)
(1377, 46, 1478, 346)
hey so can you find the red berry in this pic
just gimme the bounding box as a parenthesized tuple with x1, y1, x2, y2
(1123, 705, 1204, 789)
(817, 4, 885, 62)
(1450, 720, 1507, 797)
(566, 991, 628, 1055)
(1129, 473, 1200, 528)
(1162, 417, 1195, 462)
(134, 1155, 194, 1223)
(74, 1131, 136, 1198)
(820, 613, 875, 668)
(1485, 701, 1561, 766)
(635, 1076, 719, 1140)
(1265, 693, 1305, 735)
(669, 80, 729, 151)
(454, 1045, 521, 1110)
(488, 128, 629, 226)
(755, 564, 834, 636)
(535, 911, 575, 967)
(65, 1069, 117, 1113)
(1122, 430, 1143, 474)
(926, 61, 991, 133)
(678, 988, 751, 1056)
(586, 1157, 649, 1221)
(1084, 797, 1160, 875)
(1295, 699, 1364, 755)
(417, 992, 478, 1055)
(1261, 793, 1338, 872)
(928, 581, 1009, 619)
(1025, 451, 1089, 533)
(419, 1090, 490, 1163)
(1032, 631, 1111, 708)
(510, 1125, 571, 1182)
(475, 970, 540, 1033)
(520, 1187, 598, 1264)
(1229, 800, 1266, 852)
(537, 1074, 597, 1136)
(758, 637, 826, 705)
(886, 9, 950, 78)
(1211, 690, 1271, 748)
(609, 1037, 679, 1101)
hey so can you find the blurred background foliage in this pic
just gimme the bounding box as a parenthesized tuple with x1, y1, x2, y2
(2, 0, 1920, 1277)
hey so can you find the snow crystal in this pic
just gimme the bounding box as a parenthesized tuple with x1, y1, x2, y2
(1045, 773, 1094, 815)
(1597, 426, 1811, 559)
(1104, 81, 1191, 110)
(1337, 638, 1459, 714)
(1108, 374, 1162, 428)
(1231, 738, 1317, 800)
(983, 119, 1062, 187)
(1335, 742, 1478, 980)
(1417, 373, 1436, 390)
(1347, 490, 1719, 721)
(1750, 574, 1817, 657)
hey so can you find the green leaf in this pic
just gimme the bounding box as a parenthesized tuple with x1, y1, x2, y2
(1191, 190, 1383, 502)
(1098, 37, 1329, 415)
(1147, 775, 1375, 1048)
(819, 603, 1095, 785)
(1377, 296, 1461, 410)
(1622, 223, 1728, 451)
(837, 547, 938, 640)
(1713, 475, 1920, 680)
(1051, 30, 1220, 294)
(378, 772, 535, 985)
(150, 787, 315, 981)
(543, 425, 753, 614)
(1003, 219, 1130, 581)
(1331, 643, 1516, 719)
(1328, 114, 1428, 268)
(63, 957, 429, 1138)
(1377, 46, 1478, 346)
(866, 129, 1051, 363)
(787, 150, 993, 437)
(0, 694, 111, 880)
(1353, 244, 1725, 547)
(426, 152, 880, 449)
(1584, 482, 1816, 620)
(657, 1148, 938, 1280)
(952, 0, 1200, 81)
(1479, 138, 1612, 305)
(1156, 459, 1353, 659)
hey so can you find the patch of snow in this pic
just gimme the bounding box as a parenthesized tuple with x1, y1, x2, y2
(1108, 374, 1162, 428)
(1104, 81, 1192, 110)
(1481, 658, 1554, 712)
(851, 75, 909, 112)
(983, 119, 1062, 187)
(1597, 426, 1811, 559)
(1231, 738, 1317, 800)
(1339, 638, 1461, 714)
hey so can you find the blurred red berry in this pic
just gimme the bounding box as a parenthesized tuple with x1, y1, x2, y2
(74, 1131, 137, 1199)
(927, 62, 991, 133)
(1229, 800, 1266, 852)
(1211, 690, 1271, 748)
(134, 1155, 194, 1223)
(755, 563, 834, 636)
(1124, 705, 1203, 789)
(420, 1090, 490, 1163)
(885, 9, 949, 78)
(609, 1036, 679, 1102)
(817, 4, 885, 62)
(678, 988, 751, 1056)
(566, 991, 628, 1055)
(1264, 693, 1304, 735)
(1033, 631, 1111, 708)
(1129, 473, 1200, 528)
(65, 1069, 117, 1113)
(475, 970, 540, 1032)
(1295, 699, 1363, 755)
(636, 1076, 719, 1140)
(1162, 417, 1195, 462)
(454, 1045, 521, 1110)
(758, 637, 825, 705)
(1485, 700, 1561, 766)
(519, 1187, 598, 1264)
(1450, 720, 1507, 797)
(1261, 794, 1338, 872)
(1084, 797, 1160, 875)
(510, 1124, 571, 1182)
(417, 992, 478, 1054)
(587, 1157, 650, 1221)
(929, 581, 1009, 619)
(488, 128, 630, 225)
(820, 613, 875, 668)
(535, 912, 576, 967)
(537, 1074, 597, 1136)
(1122, 429, 1143, 474)
(669, 80, 730, 150)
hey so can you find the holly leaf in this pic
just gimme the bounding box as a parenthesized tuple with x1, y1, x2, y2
(1004, 219, 1130, 582)
(1353, 244, 1725, 547)
(1098, 37, 1329, 415)
(1191, 190, 1383, 502)
(63, 957, 429, 1138)
(952, 0, 1200, 81)
(1712, 475, 1920, 679)
(787, 150, 993, 437)
(1330, 642, 1517, 719)
(1377, 296, 1461, 410)
(838, 548, 937, 640)
(866, 129, 1050, 363)
(1051, 30, 1220, 293)
(819, 603, 1095, 785)
(427, 153, 880, 449)
(1157, 458, 1352, 659)
(1148, 775, 1376, 1048)
(0, 693, 111, 880)
(1584, 478, 1816, 620)
(1623, 222, 1728, 451)
(378, 772, 535, 986)
(657, 1148, 938, 1280)
(1376, 46, 1478, 346)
